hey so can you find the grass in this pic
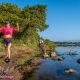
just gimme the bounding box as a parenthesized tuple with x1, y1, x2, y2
(0, 39, 41, 66)
(17, 54, 32, 65)
(0, 58, 4, 65)
(17, 50, 40, 65)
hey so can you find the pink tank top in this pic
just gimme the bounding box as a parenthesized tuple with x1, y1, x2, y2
(0, 25, 17, 39)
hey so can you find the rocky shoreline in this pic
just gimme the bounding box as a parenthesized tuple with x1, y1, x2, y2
(15, 56, 42, 80)
(0, 56, 42, 80)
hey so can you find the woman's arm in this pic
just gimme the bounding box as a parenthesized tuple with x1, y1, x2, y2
(16, 22, 19, 32)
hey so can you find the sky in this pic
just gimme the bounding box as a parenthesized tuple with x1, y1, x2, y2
(0, 0, 80, 41)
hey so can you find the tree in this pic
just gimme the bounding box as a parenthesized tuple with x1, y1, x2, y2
(0, 3, 48, 47)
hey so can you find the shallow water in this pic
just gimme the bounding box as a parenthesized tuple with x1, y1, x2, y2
(29, 46, 80, 80)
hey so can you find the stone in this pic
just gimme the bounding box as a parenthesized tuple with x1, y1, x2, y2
(58, 56, 64, 61)
(77, 59, 80, 64)
(64, 68, 75, 74)
(51, 52, 57, 57)
(69, 50, 77, 56)
(43, 53, 49, 58)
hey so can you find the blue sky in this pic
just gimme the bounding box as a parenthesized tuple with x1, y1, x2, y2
(0, 0, 80, 41)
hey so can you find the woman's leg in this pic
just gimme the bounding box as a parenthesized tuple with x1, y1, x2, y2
(6, 43, 12, 59)
(4, 44, 9, 58)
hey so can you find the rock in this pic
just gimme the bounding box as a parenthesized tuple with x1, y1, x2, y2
(58, 56, 64, 61)
(51, 52, 57, 57)
(68, 50, 77, 56)
(69, 53, 78, 56)
(64, 68, 75, 74)
(50, 52, 57, 60)
(43, 53, 49, 58)
(77, 59, 80, 64)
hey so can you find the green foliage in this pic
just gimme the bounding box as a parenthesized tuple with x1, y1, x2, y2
(0, 3, 21, 25)
(21, 4, 48, 31)
(44, 39, 56, 50)
(17, 51, 40, 65)
(0, 3, 48, 48)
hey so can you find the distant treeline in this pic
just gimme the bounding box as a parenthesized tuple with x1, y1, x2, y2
(54, 42, 80, 46)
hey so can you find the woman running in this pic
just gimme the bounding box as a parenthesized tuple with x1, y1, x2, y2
(0, 21, 19, 63)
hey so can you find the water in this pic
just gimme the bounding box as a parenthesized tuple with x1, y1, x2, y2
(28, 46, 80, 80)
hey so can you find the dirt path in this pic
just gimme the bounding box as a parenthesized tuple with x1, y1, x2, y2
(0, 48, 31, 79)
(0, 48, 41, 80)
(0, 52, 23, 80)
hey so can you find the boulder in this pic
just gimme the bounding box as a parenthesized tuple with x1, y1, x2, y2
(58, 56, 64, 61)
(77, 59, 80, 64)
(43, 53, 49, 58)
(51, 52, 57, 57)
(68, 50, 77, 56)
(64, 68, 75, 74)
(50, 52, 57, 60)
